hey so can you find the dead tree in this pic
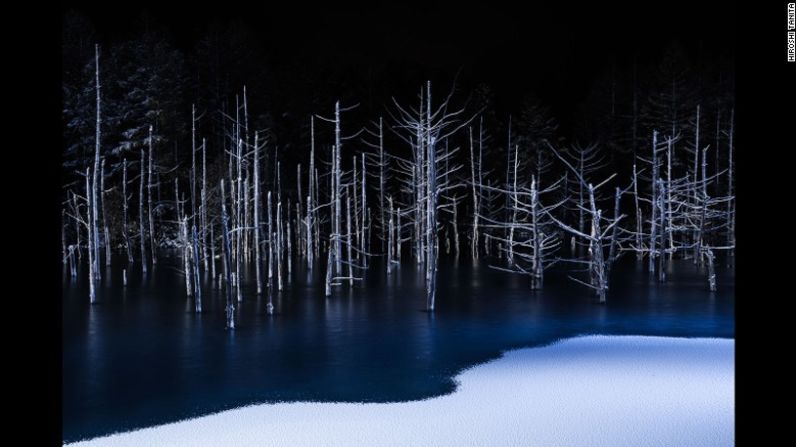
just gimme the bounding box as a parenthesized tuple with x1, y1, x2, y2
(92, 44, 102, 277)
(147, 125, 157, 266)
(139, 146, 147, 273)
(254, 132, 263, 294)
(192, 223, 202, 312)
(87, 168, 97, 303)
(122, 158, 133, 263)
(391, 80, 470, 311)
(547, 142, 624, 303)
(100, 158, 111, 266)
(181, 216, 193, 297)
(560, 142, 606, 254)
(480, 175, 566, 290)
(221, 180, 235, 329)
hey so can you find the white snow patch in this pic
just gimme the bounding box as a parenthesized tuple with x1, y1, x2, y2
(66, 335, 734, 447)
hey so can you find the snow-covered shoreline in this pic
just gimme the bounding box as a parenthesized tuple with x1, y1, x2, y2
(66, 335, 734, 447)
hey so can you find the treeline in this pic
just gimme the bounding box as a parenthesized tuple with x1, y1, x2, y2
(62, 16, 735, 323)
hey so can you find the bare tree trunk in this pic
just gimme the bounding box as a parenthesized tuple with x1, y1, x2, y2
(507, 144, 519, 265)
(210, 216, 216, 280)
(691, 105, 701, 254)
(306, 196, 313, 267)
(139, 147, 147, 273)
(353, 157, 360, 263)
(254, 133, 262, 294)
(632, 162, 643, 259)
(201, 138, 209, 272)
(588, 186, 607, 303)
(649, 131, 658, 274)
(221, 180, 235, 329)
(307, 118, 315, 268)
(192, 223, 202, 312)
(378, 117, 386, 253)
(93, 44, 102, 279)
(68, 245, 78, 277)
(608, 187, 621, 268)
(276, 200, 283, 291)
(297, 165, 303, 258)
(387, 196, 394, 274)
(244, 175, 250, 263)
(148, 125, 157, 266)
(101, 157, 111, 266)
(529, 177, 543, 290)
(469, 127, 479, 259)
(235, 139, 243, 302)
(87, 167, 96, 304)
(74, 193, 82, 261)
(334, 102, 343, 275)
(267, 191, 273, 281)
(425, 81, 437, 311)
(361, 153, 367, 265)
(666, 136, 674, 258)
(62, 208, 67, 265)
(314, 167, 321, 260)
(704, 247, 717, 292)
(191, 104, 197, 230)
(657, 179, 667, 283)
(453, 195, 460, 257)
(726, 107, 735, 253)
(182, 217, 193, 297)
(325, 234, 333, 297)
(123, 158, 133, 263)
(396, 208, 402, 261)
(287, 199, 293, 276)
(346, 189, 353, 288)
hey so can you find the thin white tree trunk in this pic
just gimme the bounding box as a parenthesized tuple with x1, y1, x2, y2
(182, 217, 193, 297)
(469, 127, 479, 259)
(123, 158, 133, 263)
(334, 102, 342, 275)
(148, 125, 157, 266)
(277, 200, 283, 291)
(254, 133, 262, 294)
(192, 223, 202, 312)
(267, 191, 273, 280)
(221, 180, 235, 329)
(632, 163, 643, 259)
(139, 147, 147, 273)
(101, 157, 111, 266)
(346, 190, 353, 288)
(201, 138, 209, 272)
(93, 44, 102, 279)
(87, 167, 96, 304)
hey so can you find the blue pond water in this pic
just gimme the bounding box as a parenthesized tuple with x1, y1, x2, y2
(62, 255, 734, 442)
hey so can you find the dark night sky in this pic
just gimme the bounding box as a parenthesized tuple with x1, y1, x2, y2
(62, 0, 736, 121)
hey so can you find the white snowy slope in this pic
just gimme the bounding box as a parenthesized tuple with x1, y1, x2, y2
(66, 335, 734, 447)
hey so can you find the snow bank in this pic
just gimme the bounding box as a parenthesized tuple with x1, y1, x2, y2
(66, 335, 734, 447)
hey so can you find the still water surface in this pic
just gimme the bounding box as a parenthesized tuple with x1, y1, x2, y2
(63, 255, 734, 442)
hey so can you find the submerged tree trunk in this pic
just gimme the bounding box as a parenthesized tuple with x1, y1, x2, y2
(182, 216, 193, 297)
(632, 162, 643, 259)
(254, 133, 262, 294)
(192, 223, 202, 312)
(469, 127, 479, 259)
(101, 157, 111, 266)
(704, 247, 717, 292)
(92, 44, 102, 279)
(201, 138, 209, 273)
(148, 125, 157, 266)
(221, 180, 235, 329)
(139, 147, 147, 273)
(122, 158, 133, 263)
(86, 167, 96, 304)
